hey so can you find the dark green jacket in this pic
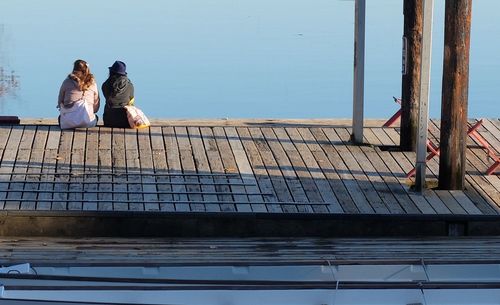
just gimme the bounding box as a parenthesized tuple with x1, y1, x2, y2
(102, 74, 134, 127)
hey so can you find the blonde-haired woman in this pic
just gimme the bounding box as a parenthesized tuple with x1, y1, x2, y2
(57, 59, 100, 129)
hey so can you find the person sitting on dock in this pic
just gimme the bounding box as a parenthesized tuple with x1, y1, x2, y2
(102, 60, 135, 128)
(57, 59, 100, 129)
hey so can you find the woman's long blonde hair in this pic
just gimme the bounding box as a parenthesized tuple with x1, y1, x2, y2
(69, 59, 95, 91)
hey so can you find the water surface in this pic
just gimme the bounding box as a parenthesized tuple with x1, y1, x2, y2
(0, 0, 498, 119)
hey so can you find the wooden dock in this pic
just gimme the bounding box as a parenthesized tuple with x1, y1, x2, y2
(0, 118, 498, 236)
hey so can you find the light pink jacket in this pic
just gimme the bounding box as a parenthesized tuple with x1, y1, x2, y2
(57, 77, 100, 113)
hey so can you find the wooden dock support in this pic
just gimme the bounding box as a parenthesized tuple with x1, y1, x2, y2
(438, 0, 472, 190)
(414, 0, 434, 193)
(351, 0, 366, 144)
(400, 0, 423, 151)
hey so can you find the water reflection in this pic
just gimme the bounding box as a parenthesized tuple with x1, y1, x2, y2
(0, 67, 20, 98)
(0, 24, 20, 102)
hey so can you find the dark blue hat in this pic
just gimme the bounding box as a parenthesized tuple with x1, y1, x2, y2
(109, 60, 127, 75)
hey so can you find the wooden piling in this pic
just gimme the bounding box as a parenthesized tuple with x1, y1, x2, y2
(400, 0, 423, 151)
(439, 0, 472, 190)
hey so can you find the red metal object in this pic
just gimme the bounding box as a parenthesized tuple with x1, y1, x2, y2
(382, 97, 403, 127)
(406, 119, 499, 177)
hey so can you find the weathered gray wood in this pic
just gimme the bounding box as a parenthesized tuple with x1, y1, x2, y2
(5, 126, 34, 210)
(261, 128, 312, 213)
(21, 126, 48, 210)
(363, 128, 424, 214)
(37, 126, 60, 210)
(248, 128, 298, 213)
(310, 128, 370, 213)
(52, 129, 74, 210)
(176, 127, 204, 212)
(200, 127, 236, 213)
(299, 128, 358, 213)
(237, 127, 281, 213)
(371, 127, 437, 214)
(225, 127, 266, 212)
(150, 127, 174, 212)
(435, 190, 467, 214)
(282, 128, 340, 213)
(124, 128, 144, 211)
(112, 128, 128, 211)
(138, 127, 159, 211)
(213, 127, 251, 212)
(0, 120, 498, 217)
(0, 125, 17, 209)
(67, 128, 86, 210)
(324, 128, 383, 213)
(189, 127, 220, 212)
(163, 126, 190, 212)
(83, 128, 99, 210)
(7, 237, 500, 266)
(98, 127, 113, 211)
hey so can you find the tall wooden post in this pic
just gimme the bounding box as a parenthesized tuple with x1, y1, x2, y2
(400, 0, 423, 151)
(438, 0, 472, 190)
(351, 0, 366, 144)
(414, 0, 434, 193)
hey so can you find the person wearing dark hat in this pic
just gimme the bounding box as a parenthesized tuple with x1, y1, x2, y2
(101, 60, 135, 127)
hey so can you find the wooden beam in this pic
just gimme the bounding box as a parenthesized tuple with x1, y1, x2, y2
(351, 0, 366, 144)
(439, 0, 472, 190)
(400, 0, 423, 151)
(415, 0, 434, 193)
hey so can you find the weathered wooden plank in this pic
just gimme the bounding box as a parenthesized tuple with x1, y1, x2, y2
(273, 128, 326, 207)
(150, 127, 174, 212)
(261, 127, 311, 213)
(213, 127, 251, 212)
(298, 128, 358, 213)
(356, 145, 407, 214)
(363, 128, 424, 214)
(450, 190, 482, 215)
(98, 127, 113, 211)
(112, 128, 128, 211)
(0, 126, 15, 209)
(367, 128, 438, 214)
(434, 190, 467, 214)
(138, 127, 159, 211)
(21, 126, 48, 210)
(83, 128, 99, 210)
(247, 128, 298, 213)
(283, 128, 340, 213)
(225, 127, 266, 212)
(52, 129, 74, 210)
(310, 128, 371, 213)
(5, 126, 34, 210)
(124, 128, 143, 211)
(163, 126, 190, 212)
(176, 127, 204, 212)
(67, 129, 86, 211)
(37, 126, 60, 210)
(188, 127, 220, 212)
(323, 128, 384, 214)
(200, 127, 236, 213)
(237, 127, 281, 213)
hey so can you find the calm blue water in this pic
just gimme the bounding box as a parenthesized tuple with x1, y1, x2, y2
(0, 0, 498, 119)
